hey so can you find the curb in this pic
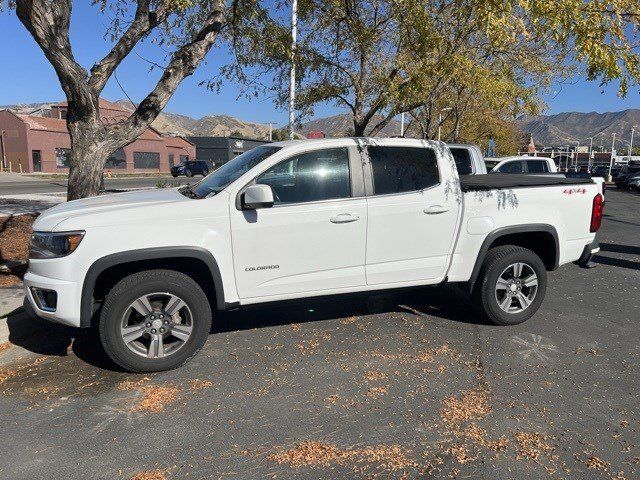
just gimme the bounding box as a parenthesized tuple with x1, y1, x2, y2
(0, 285, 27, 344)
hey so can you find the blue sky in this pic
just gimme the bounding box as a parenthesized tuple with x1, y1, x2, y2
(0, 3, 638, 124)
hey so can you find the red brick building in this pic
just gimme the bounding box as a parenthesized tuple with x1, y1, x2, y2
(0, 99, 194, 173)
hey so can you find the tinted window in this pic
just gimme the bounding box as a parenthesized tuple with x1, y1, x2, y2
(105, 148, 126, 169)
(55, 148, 72, 168)
(497, 160, 526, 173)
(133, 152, 160, 169)
(449, 147, 472, 175)
(368, 146, 439, 195)
(526, 160, 548, 173)
(257, 147, 350, 205)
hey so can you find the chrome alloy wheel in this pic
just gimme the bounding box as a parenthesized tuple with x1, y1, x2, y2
(120, 293, 193, 358)
(494, 262, 538, 314)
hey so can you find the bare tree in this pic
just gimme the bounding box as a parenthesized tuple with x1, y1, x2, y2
(10, 0, 227, 199)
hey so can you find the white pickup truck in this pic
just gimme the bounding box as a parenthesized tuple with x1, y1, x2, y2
(24, 138, 603, 372)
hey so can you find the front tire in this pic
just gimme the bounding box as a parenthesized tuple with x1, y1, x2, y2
(99, 270, 212, 372)
(471, 245, 547, 325)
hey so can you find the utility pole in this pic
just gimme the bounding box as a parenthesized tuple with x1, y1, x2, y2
(628, 125, 637, 163)
(267, 122, 274, 142)
(608, 132, 616, 180)
(587, 137, 593, 170)
(288, 0, 298, 140)
(437, 107, 452, 142)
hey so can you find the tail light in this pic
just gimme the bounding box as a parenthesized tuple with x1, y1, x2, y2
(590, 193, 604, 232)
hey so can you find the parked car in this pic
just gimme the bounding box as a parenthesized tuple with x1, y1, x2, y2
(24, 138, 603, 372)
(627, 176, 640, 192)
(171, 160, 210, 177)
(614, 164, 640, 189)
(485, 156, 558, 174)
(447, 143, 487, 175)
(591, 165, 610, 177)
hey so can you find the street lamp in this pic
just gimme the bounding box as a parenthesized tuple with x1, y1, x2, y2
(608, 132, 617, 181)
(437, 107, 452, 142)
(587, 137, 593, 170)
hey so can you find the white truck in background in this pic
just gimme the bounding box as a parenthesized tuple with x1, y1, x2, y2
(24, 138, 604, 372)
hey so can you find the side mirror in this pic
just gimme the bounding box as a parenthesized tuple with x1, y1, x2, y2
(241, 184, 274, 209)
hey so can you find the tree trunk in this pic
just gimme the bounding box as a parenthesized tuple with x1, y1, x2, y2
(67, 123, 109, 201)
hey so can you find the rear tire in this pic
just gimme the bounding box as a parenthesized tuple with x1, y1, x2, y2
(471, 245, 547, 325)
(99, 269, 212, 372)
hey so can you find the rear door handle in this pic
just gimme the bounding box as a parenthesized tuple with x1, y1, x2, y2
(330, 213, 360, 224)
(423, 205, 449, 214)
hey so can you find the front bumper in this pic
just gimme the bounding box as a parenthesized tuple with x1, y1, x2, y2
(23, 271, 82, 327)
(574, 241, 600, 269)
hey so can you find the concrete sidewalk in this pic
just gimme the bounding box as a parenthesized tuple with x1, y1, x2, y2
(0, 285, 27, 344)
(0, 192, 65, 216)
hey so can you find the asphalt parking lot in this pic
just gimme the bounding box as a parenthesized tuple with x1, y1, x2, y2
(1, 189, 638, 480)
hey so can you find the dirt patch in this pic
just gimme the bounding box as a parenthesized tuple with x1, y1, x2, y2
(0, 214, 36, 286)
(364, 370, 388, 381)
(441, 388, 492, 425)
(117, 377, 181, 413)
(136, 385, 180, 413)
(513, 431, 554, 461)
(0, 342, 12, 355)
(0, 214, 35, 261)
(189, 379, 213, 390)
(267, 440, 419, 473)
(129, 469, 167, 480)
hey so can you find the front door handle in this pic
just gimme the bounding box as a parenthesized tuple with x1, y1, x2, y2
(330, 213, 360, 224)
(423, 205, 449, 214)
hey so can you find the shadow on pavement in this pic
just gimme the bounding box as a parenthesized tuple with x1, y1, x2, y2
(599, 242, 640, 256)
(592, 254, 640, 271)
(5, 286, 487, 372)
(5, 309, 124, 371)
(214, 285, 489, 335)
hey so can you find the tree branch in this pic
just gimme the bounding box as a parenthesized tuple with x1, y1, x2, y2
(88, 0, 169, 94)
(110, 1, 226, 143)
(15, 0, 94, 118)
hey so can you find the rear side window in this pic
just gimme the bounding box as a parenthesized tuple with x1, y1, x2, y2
(368, 146, 439, 195)
(497, 160, 526, 173)
(526, 160, 549, 173)
(449, 148, 473, 175)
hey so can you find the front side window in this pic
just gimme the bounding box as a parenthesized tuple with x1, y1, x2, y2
(55, 148, 71, 168)
(256, 147, 351, 205)
(192, 145, 282, 198)
(368, 146, 439, 195)
(526, 160, 548, 173)
(497, 160, 526, 173)
(133, 152, 160, 169)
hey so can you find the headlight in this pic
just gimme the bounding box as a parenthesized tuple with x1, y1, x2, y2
(29, 231, 85, 259)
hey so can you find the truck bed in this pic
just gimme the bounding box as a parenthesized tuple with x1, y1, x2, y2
(459, 173, 594, 192)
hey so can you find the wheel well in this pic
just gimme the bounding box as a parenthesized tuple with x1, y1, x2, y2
(487, 231, 557, 270)
(91, 257, 216, 322)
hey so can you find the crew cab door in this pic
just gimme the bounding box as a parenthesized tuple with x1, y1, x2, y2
(230, 145, 367, 299)
(363, 143, 460, 285)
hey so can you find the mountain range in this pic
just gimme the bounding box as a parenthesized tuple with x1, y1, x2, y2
(2, 100, 638, 147)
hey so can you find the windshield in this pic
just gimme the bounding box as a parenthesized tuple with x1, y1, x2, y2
(190, 145, 282, 198)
